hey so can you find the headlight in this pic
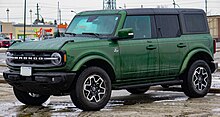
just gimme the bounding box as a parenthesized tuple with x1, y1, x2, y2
(6, 52, 13, 56)
(51, 52, 62, 65)
(6, 52, 13, 62)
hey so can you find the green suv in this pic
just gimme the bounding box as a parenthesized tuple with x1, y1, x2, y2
(3, 8, 218, 111)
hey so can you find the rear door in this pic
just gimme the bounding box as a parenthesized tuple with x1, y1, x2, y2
(155, 15, 188, 78)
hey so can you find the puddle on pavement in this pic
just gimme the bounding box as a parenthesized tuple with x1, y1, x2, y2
(0, 90, 195, 116)
(212, 108, 220, 116)
(108, 91, 188, 108)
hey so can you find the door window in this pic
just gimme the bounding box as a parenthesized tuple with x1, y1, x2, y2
(123, 16, 152, 39)
(155, 15, 181, 38)
(184, 14, 207, 33)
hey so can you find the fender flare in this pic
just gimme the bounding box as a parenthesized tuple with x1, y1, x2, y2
(179, 49, 213, 74)
(71, 55, 114, 72)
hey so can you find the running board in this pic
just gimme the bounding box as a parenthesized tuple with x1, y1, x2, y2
(116, 80, 183, 89)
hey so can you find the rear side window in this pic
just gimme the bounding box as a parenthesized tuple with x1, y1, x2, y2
(123, 16, 152, 39)
(155, 15, 180, 38)
(184, 14, 207, 33)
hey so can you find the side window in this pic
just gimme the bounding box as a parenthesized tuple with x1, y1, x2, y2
(184, 14, 207, 33)
(155, 15, 180, 38)
(123, 16, 152, 39)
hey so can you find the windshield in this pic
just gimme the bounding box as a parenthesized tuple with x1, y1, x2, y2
(66, 15, 120, 35)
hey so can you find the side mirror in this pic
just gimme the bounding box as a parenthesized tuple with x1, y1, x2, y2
(118, 28, 134, 39)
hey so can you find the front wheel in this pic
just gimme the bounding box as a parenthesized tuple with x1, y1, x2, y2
(70, 67, 111, 111)
(13, 87, 50, 106)
(181, 60, 212, 98)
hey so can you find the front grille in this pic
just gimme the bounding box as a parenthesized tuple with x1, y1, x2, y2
(6, 51, 65, 68)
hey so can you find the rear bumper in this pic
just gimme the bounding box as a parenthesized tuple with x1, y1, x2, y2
(3, 70, 76, 95)
(2, 44, 10, 47)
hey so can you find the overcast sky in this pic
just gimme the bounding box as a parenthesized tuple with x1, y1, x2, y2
(0, 0, 220, 24)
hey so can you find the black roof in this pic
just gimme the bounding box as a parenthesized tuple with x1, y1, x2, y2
(125, 8, 205, 15)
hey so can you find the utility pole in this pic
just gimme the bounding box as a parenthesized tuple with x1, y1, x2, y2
(29, 9, 32, 24)
(124, 4, 126, 9)
(103, 0, 116, 10)
(24, 0, 26, 41)
(103, 0, 104, 9)
(205, 0, 208, 15)
(36, 3, 40, 21)
(173, 0, 176, 8)
(59, 9, 61, 24)
(57, 2, 62, 24)
(6, 8, 9, 22)
(172, 0, 180, 8)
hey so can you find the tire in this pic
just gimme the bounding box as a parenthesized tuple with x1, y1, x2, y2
(181, 60, 212, 98)
(70, 67, 111, 111)
(13, 87, 50, 106)
(126, 87, 150, 94)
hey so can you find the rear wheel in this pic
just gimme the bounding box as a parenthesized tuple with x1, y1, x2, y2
(13, 87, 50, 106)
(126, 87, 150, 94)
(181, 60, 211, 98)
(70, 67, 111, 111)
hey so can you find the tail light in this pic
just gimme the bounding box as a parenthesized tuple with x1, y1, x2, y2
(213, 39, 216, 54)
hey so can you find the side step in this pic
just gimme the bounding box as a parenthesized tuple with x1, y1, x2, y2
(116, 80, 183, 89)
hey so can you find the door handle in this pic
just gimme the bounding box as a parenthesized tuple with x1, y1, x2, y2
(177, 43, 186, 48)
(146, 45, 157, 50)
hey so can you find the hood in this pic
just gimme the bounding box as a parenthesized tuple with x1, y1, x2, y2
(9, 37, 99, 51)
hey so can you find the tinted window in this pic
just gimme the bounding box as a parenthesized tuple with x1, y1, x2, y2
(123, 16, 152, 39)
(66, 15, 119, 35)
(155, 15, 180, 38)
(184, 14, 207, 33)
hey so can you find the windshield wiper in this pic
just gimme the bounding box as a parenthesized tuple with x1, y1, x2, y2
(65, 32, 76, 36)
(82, 32, 100, 38)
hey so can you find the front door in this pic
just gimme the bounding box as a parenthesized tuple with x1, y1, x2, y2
(118, 15, 159, 80)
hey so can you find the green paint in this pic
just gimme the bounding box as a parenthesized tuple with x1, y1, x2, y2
(7, 9, 216, 88)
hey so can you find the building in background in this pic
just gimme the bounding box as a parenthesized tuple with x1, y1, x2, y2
(0, 22, 14, 39)
(57, 24, 68, 36)
(208, 15, 220, 41)
(13, 24, 56, 40)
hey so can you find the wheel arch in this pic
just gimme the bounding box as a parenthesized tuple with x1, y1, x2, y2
(71, 55, 116, 82)
(180, 49, 214, 75)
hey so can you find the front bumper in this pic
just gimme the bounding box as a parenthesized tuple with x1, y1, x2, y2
(3, 70, 76, 95)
